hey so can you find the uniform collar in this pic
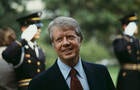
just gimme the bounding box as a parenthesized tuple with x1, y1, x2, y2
(27, 41, 37, 49)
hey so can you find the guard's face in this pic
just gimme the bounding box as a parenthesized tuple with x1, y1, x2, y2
(52, 26, 81, 63)
(21, 25, 41, 40)
(33, 28, 41, 39)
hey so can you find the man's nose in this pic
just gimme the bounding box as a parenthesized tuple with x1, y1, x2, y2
(62, 37, 70, 45)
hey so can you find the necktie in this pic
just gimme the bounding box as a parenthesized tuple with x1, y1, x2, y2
(70, 68, 83, 90)
(33, 44, 39, 57)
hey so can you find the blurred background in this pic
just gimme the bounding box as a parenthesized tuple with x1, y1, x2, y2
(1, 0, 140, 86)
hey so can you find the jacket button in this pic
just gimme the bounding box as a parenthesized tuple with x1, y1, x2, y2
(122, 72, 127, 77)
(37, 69, 40, 73)
(37, 61, 41, 66)
(28, 60, 32, 63)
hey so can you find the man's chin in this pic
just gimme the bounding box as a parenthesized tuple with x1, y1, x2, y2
(63, 55, 75, 60)
(34, 35, 40, 39)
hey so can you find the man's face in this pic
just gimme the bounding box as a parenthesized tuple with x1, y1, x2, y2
(52, 26, 81, 62)
(33, 27, 41, 39)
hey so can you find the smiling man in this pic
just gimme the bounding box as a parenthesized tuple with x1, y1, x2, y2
(28, 16, 115, 90)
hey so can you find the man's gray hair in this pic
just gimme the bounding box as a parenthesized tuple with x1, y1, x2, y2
(48, 16, 83, 41)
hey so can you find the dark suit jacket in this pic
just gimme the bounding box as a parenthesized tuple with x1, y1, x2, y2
(28, 60, 115, 90)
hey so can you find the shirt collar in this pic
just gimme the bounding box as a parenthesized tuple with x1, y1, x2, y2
(74, 58, 84, 79)
(57, 57, 84, 80)
(57, 58, 71, 80)
(27, 41, 37, 49)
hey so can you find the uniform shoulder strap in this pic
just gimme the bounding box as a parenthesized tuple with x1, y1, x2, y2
(116, 35, 123, 39)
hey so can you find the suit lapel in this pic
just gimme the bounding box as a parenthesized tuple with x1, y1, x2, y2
(52, 61, 69, 90)
(82, 62, 94, 90)
(82, 61, 101, 90)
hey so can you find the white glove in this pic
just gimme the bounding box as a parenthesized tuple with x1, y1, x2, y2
(21, 24, 38, 41)
(124, 22, 137, 36)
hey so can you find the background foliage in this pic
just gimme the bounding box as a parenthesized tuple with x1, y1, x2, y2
(1, 0, 140, 64)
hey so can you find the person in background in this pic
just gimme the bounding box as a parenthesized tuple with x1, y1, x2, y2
(0, 27, 17, 90)
(113, 12, 140, 90)
(2, 12, 46, 90)
(28, 16, 115, 90)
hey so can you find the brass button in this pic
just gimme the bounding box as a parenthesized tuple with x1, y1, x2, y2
(37, 69, 40, 73)
(127, 45, 131, 54)
(27, 60, 32, 63)
(137, 51, 140, 55)
(127, 45, 131, 50)
(37, 61, 41, 66)
(25, 54, 30, 58)
(137, 56, 140, 60)
(122, 72, 126, 77)
(128, 50, 131, 54)
(132, 65, 137, 70)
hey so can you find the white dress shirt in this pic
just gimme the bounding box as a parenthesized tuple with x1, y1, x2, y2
(27, 41, 39, 57)
(57, 57, 90, 90)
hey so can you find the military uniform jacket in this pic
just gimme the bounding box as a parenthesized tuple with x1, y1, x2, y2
(113, 34, 140, 64)
(113, 34, 140, 90)
(2, 40, 46, 82)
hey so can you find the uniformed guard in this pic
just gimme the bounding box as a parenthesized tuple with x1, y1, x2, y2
(2, 12, 46, 90)
(113, 12, 140, 90)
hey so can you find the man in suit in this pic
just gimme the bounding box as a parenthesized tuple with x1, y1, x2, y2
(113, 12, 140, 90)
(28, 16, 115, 90)
(2, 12, 46, 90)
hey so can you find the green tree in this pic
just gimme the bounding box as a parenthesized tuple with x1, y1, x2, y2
(1, 0, 140, 63)
(44, 0, 140, 44)
(0, 0, 30, 37)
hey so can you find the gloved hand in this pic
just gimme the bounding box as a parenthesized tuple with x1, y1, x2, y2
(124, 22, 137, 36)
(21, 24, 38, 41)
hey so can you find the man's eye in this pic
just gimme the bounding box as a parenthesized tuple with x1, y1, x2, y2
(68, 36, 76, 40)
(55, 38, 62, 43)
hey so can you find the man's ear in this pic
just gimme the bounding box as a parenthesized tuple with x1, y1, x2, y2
(79, 37, 82, 43)
(51, 42, 54, 47)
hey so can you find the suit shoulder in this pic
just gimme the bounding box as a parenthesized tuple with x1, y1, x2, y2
(83, 61, 107, 70)
(93, 63, 107, 70)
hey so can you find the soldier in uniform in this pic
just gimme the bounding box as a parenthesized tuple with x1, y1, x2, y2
(113, 12, 140, 90)
(2, 12, 46, 90)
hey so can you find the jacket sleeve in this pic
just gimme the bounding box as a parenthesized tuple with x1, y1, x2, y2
(113, 38, 126, 53)
(2, 39, 26, 65)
